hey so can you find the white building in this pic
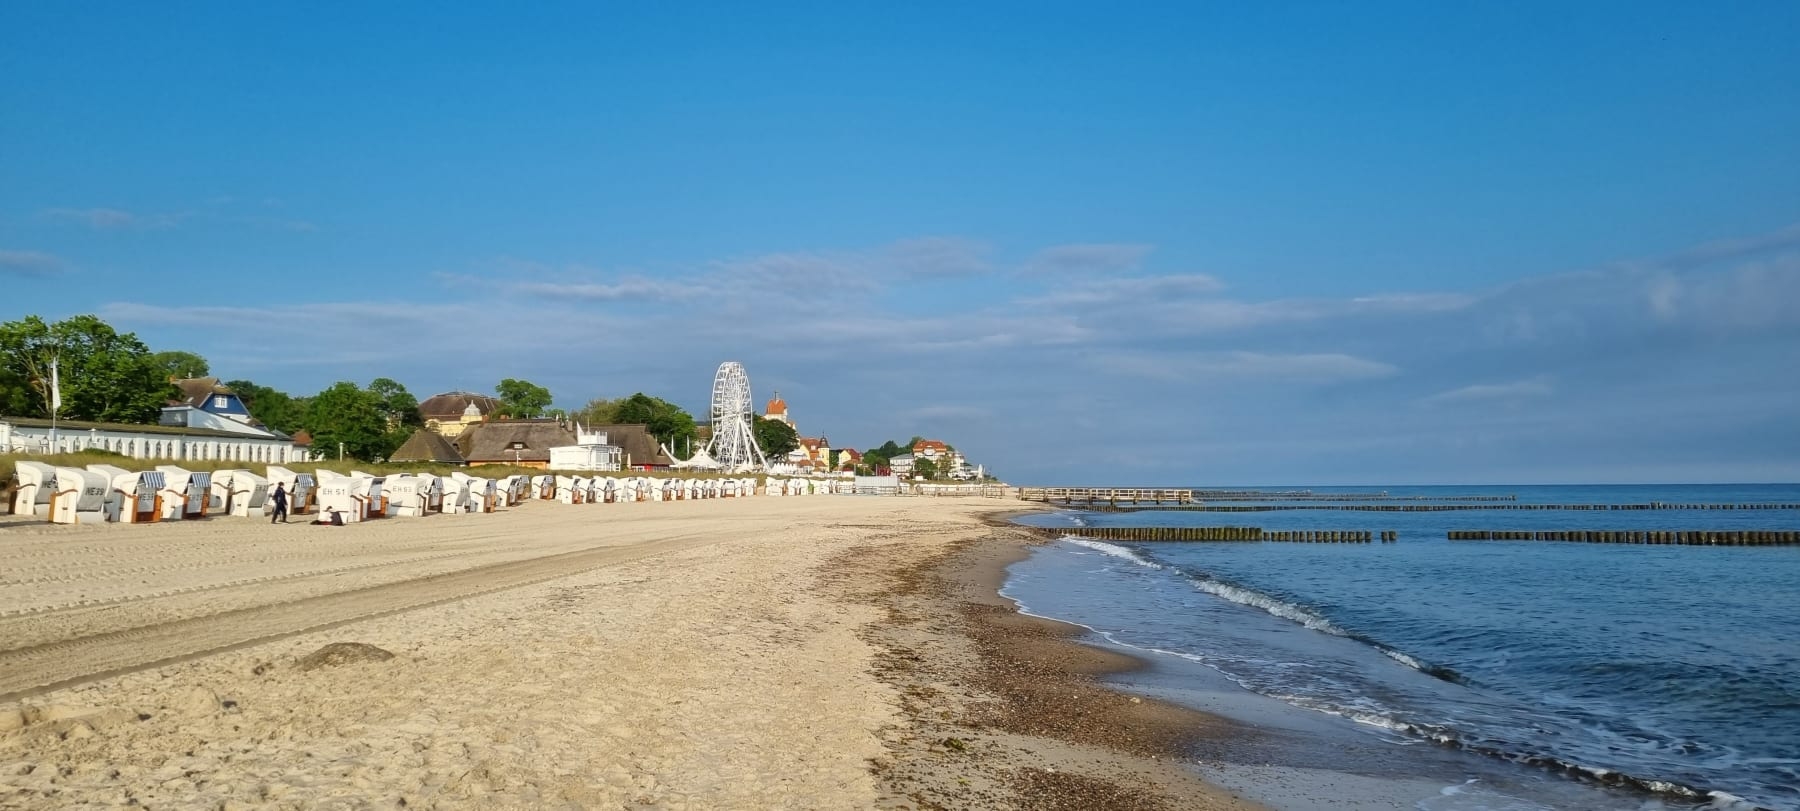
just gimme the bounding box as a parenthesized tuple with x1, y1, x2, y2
(547, 426, 623, 472)
(1, 415, 312, 464)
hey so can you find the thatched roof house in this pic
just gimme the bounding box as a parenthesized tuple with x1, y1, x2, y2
(389, 429, 466, 464)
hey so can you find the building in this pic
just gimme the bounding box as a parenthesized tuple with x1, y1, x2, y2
(169, 377, 256, 424)
(587, 424, 675, 470)
(946, 449, 974, 480)
(389, 429, 467, 465)
(419, 391, 501, 438)
(453, 420, 673, 470)
(837, 448, 862, 472)
(791, 436, 831, 469)
(912, 439, 949, 462)
(889, 453, 915, 478)
(453, 419, 574, 469)
(547, 425, 624, 472)
(0, 416, 311, 463)
(764, 392, 791, 429)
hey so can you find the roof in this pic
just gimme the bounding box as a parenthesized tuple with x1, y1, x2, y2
(171, 377, 232, 407)
(914, 440, 949, 453)
(765, 392, 787, 415)
(419, 391, 501, 421)
(0, 415, 292, 442)
(389, 429, 466, 464)
(454, 419, 575, 463)
(839, 448, 862, 460)
(584, 424, 675, 467)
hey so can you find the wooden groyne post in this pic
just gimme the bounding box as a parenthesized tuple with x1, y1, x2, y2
(1448, 530, 1800, 546)
(1027, 526, 1397, 543)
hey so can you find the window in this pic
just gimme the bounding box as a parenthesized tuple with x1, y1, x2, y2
(214, 395, 230, 409)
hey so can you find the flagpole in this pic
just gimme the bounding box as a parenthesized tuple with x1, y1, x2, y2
(48, 355, 60, 454)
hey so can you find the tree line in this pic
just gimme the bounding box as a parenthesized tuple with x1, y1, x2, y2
(0, 314, 711, 462)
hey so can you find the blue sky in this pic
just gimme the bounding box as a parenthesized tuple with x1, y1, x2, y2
(3, 2, 1797, 484)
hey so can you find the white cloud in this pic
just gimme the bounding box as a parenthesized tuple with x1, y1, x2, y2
(1025, 243, 1153, 274)
(512, 277, 707, 302)
(1027, 273, 1226, 306)
(906, 404, 992, 421)
(885, 236, 992, 277)
(0, 249, 67, 276)
(1422, 379, 1554, 406)
(43, 207, 186, 230)
(1092, 351, 1398, 383)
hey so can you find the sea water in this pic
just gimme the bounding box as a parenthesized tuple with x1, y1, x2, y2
(1006, 484, 1800, 810)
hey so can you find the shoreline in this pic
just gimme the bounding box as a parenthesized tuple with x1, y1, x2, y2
(856, 513, 1266, 810)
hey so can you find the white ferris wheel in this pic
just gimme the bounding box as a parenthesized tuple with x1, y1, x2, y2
(705, 361, 767, 471)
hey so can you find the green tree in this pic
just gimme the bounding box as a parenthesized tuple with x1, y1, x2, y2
(495, 378, 553, 419)
(914, 457, 939, 480)
(753, 416, 800, 459)
(368, 377, 423, 428)
(305, 381, 394, 461)
(149, 350, 210, 380)
(573, 397, 621, 425)
(224, 379, 309, 435)
(612, 392, 698, 450)
(872, 440, 907, 459)
(0, 314, 166, 423)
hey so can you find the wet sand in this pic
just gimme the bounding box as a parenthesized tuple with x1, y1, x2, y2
(0, 496, 1265, 809)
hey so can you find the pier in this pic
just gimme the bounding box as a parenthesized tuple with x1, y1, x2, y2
(1026, 526, 1396, 543)
(1017, 487, 1194, 505)
(1083, 502, 1800, 513)
(1449, 530, 1800, 545)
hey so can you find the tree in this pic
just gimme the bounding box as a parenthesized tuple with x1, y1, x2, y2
(573, 397, 621, 425)
(914, 457, 939, 480)
(368, 377, 423, 428)
(150, 350, 210, 380)
(753, 416, 800, 459)
(495, 378, 553, 419)
(873, 440, 907, 459)
(0, 314, 167, 423)
(612, 392, 698, 450)
(225, 379, 309, 435)
(305, 381, 395, 461)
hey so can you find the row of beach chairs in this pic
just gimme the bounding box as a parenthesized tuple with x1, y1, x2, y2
(5, 463, 855, 525)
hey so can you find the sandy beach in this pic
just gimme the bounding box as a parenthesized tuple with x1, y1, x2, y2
(0, 495, 1263, 810)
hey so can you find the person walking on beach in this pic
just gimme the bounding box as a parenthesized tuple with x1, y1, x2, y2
(270, 483, 289, 524)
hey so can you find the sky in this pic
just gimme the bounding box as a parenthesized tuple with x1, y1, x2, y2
(2, 2, 1798, 485)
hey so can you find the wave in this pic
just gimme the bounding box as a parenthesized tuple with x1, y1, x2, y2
(1037, 536, 1774, 809)
(1065, 538, 1163, 569)
(1060, 536, 1467, 684)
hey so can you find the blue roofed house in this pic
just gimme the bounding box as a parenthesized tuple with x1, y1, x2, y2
(169, 377, 254, 423)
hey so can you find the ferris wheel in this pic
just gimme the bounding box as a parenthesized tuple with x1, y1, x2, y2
(707, 361, 767, 471)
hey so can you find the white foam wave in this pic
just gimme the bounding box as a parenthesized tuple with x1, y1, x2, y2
(1384, 648, 1429, 671)
(1065, 538, 1164, 570)
(1184, 577, 1349, 636)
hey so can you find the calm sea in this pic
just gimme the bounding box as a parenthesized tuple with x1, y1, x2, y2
(1007, 484, 1800, 810)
